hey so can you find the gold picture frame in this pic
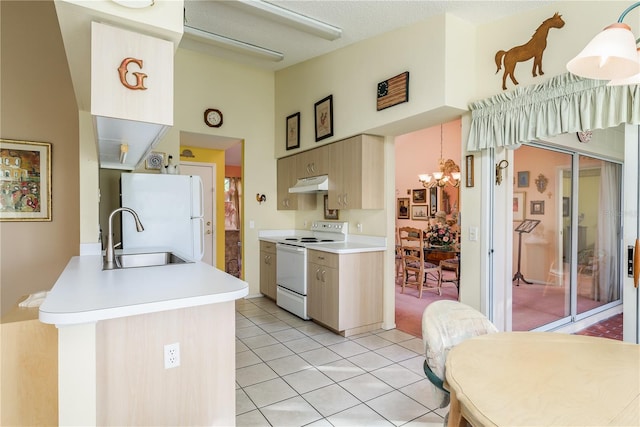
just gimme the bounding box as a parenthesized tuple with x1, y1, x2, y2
(397, 197, 410, 219)
(0, 138, 52, 221)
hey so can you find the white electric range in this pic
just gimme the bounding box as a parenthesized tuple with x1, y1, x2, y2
(274, 221, 348, 319)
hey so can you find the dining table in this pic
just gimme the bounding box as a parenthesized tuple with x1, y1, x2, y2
(444, 332, 640, 427)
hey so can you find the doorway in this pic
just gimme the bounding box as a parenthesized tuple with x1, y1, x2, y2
(511, 144, 622, 331)
(180, 162, 216, 266)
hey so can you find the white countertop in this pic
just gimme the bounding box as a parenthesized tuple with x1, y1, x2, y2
(304, 241, 385, 254)
(259, 231, 386, 254)
(39, 253, 248, 326)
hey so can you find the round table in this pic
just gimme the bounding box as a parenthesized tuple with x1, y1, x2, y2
(445, 332, 640, 427)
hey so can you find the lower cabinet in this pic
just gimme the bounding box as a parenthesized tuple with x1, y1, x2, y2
(307, 249, 383, 336)
(259, 241, 277, 300)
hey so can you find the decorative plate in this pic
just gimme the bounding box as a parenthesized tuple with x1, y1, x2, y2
(576, 130, 592, 143)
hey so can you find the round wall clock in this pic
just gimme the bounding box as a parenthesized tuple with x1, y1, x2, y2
(204, 108, 223, 128)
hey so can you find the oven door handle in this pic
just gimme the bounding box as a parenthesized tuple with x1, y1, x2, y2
(276, 243, 306, 254)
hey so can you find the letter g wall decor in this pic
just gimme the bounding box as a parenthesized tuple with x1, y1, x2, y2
(118, 57, 148, 90)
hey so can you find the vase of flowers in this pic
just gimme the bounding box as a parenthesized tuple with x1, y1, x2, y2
(425, 222, 456, 248)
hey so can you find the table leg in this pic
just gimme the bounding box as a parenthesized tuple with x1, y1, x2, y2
(448, 389, 467, 427)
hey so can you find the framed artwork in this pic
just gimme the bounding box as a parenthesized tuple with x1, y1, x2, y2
(412, 188, 426, 204)
(517, 171, 530, 187)
(0, 138, 52, 222)
(466, 155, 474, 187)
(531, 200, 545, 215)
(376, 71, 409, 111)
(429, 187, 438, 217)
(513, 192, 525, 221)
(397, 197, 410, 219)
(323, 194, 339, 220)
(563, 197, 570, 217)
(286, 112, 300, 150)
(314, 95, 333, 142)
(145, 151, 165, 170)
(411, 205, 429, 220)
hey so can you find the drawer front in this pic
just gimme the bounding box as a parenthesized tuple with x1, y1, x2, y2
(308, 250, 338, 268)
(260, 240, 276, 253)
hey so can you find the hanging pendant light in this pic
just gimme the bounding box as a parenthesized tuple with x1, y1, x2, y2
(418, 124, 460, 188)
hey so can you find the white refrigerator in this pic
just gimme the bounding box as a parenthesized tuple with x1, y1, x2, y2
(120, 173, 205, 261)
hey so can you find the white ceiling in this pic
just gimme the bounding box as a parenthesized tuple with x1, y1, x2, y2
(179, 0, 554, 166)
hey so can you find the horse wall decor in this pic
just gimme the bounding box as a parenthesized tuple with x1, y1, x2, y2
(495, 12, 565, 90)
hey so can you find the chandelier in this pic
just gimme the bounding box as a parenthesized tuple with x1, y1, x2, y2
(418, 125, 461, 188)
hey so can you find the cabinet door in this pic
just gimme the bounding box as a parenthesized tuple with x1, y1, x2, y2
(298, 145, 329, 178)
(259, 250, 276, 300)
(307, 261, 323, 320)
(277, 155, 317, 210)
(320, 266, 339, 330)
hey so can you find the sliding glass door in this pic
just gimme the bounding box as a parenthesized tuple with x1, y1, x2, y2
(511, 145, 621, 331)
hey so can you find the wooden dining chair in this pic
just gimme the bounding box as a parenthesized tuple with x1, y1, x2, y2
(398, 226, 441, 298)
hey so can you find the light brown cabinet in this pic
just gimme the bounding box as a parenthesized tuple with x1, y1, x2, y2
(327, 134, 384, 210)
(259, 241, 277, 300)
(277, 156, 316, 210)
(297, 144, 329, 178)
(307, 249, 384, 336)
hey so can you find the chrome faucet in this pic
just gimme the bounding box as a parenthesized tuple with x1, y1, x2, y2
(104, 207, 144, 270)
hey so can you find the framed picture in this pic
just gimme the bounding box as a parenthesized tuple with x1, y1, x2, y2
(145, 151, 165, 170)
(412, 188, 426, 204)
(429, 187, 438, 217)
(286, 112, 300, 150)
(517, 171, 530, 187)
(397, 197, 410, 219)
(563, 197, 570, 217)
(314, 95, 333, 142)
(0, 139, 52, 222)
(323, 194, 339, 220)
(466, 155, 474, 187)
(411, 205, 429, 220)
(513, 192, 525, 221)
(531, 200, 545, 215)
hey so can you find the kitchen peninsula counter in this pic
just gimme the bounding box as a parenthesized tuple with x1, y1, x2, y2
(39, 252, 248, 426)
(40, 254, 248, 325)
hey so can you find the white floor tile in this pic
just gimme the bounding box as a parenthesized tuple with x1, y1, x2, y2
(259, 320, 293, 333)
(399, 337, 426, 354)
(371, 363, 423, 389)
(312, 331, 349, 346)
(327, 340, 369, 358)
(282, 367, 334, 394)
(252, 343, 294, 361)
(236, 325, 267, 339)
(266, 354, 313, 376)
(270, 327, 307, 343)
(298, 347, 342, 366)
(260, 396, 323, 427)
(283, 336, 324, 353)
(302, 383, 360, 417)
(236, 388, 257, 415)
(374, 343, 420, 362)
(243, 377, 298, 408)
(241, 334, 279, 349)
(297, 322, 333, 336)
(236, 349, 262, 368)
(235, 409, 271, 426)
(399, 379, 445, 411)
(317, 358, 365, 382)
(366, 390, 430, 427)
(352, 334, 394, 350)
(338, 372, 394, 402)
(327, 403, 395, 426)
(236, 363, 278, 387)
(347, 351, 394, 372)
(402, 411, 446, 427)
(376, 329, 415, 344)
(249, 314, 280, 325)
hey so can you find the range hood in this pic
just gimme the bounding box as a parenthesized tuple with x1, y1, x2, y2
(289, 175, 329, 193)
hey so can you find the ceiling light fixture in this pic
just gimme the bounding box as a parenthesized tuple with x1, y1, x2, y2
(230, 0, 342, 41)
(183, 25, 284, 62)
(418, 125, 461, 188)
(567, 2, 640, 81)
(119, 143, 128, 164)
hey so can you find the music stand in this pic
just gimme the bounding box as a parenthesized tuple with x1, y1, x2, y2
(513, 219, 540, 285)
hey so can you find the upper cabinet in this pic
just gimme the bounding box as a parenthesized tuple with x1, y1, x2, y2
(91, 22, 174, 170)
(327, 134, 384, 210)
(54, 0, 184, 170)
(277, 156, 316, 210)
(276, 134, 384, 211)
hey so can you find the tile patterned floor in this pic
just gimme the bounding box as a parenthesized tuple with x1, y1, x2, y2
(235, 297, 446, 427)
(574, 313, 623, 340)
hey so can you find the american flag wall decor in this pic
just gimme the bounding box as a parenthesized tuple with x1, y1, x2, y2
(376, 71, 409, 111)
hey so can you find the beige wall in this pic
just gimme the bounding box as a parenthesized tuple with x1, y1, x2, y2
(0, 0, 80, 315)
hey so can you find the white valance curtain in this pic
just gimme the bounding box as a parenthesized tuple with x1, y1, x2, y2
(468, 72, 640, 151)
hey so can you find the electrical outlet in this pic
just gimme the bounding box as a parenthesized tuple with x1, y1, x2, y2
(164, 342, 180, 369)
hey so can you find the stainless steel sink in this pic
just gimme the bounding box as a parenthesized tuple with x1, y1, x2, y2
(104, 252, 192, 269)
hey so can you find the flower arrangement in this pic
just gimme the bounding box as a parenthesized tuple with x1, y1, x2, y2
(425, 223, 457, 248)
